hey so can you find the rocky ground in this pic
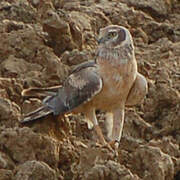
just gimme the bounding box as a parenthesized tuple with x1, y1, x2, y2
(0, 0, 179, 179)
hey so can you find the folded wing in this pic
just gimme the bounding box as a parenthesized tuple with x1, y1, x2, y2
(21, 61, 102, 122)
(44, 65, 102, 115)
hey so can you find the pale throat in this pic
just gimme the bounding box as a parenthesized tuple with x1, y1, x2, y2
(96, 43, 134, 65)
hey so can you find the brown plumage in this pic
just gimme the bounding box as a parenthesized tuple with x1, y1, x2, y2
(21, 25, 147, 150)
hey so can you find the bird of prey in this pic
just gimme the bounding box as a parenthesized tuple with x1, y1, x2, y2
(21, 25, 147, 150)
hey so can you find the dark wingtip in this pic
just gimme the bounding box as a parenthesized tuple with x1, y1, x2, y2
(19, 116, 37, 124)
(20, 116, 44, 124)
(20, 108, 53, 124)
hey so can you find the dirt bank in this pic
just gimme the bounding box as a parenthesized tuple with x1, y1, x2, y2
(0, 0, 179, 179)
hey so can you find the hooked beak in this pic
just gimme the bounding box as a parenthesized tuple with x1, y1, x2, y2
(95, 35, 105, 44)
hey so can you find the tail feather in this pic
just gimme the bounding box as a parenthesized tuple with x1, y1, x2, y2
(21, 86, 61, 98)
(21, 106, 53, 123)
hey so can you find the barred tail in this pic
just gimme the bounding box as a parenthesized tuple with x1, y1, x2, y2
(21, 86, 61, 98)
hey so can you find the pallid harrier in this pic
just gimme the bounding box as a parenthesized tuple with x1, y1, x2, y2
(21, 25, 147, 150)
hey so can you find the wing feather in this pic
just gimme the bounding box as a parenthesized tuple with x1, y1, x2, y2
(43, 62, 102, 115)
(22, 85, 62, 98)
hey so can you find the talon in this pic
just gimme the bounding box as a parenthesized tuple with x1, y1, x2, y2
(94, 142, 113, 152)
(102, 143, 114, 152)
(109, 140, 119, 149)
(107, 141, 119, 157)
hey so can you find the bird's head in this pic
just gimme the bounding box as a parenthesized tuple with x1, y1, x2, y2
(97, 25, 133, 49)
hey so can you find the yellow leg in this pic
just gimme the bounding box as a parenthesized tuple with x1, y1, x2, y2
(94, 125, 107, 145)
(109, 108, 125, 150)
(84, 108, 114, 152)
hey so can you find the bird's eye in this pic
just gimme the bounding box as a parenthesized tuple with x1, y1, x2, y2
(108, 31, 117, 39)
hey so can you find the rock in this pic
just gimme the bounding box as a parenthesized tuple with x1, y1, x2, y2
(58, 139, 78, 175)
(0, 98, 20, 128)
(142, 21, 178, 43)
(2, 19, 28, 33)
(83, 160, 140, 180)
(0, 169, 12, 180)
(123, 109, 153, 141)
(0, 1, 37, 23)
(60, 49, 93, 66)
(148, 137, 180, 158)
(28, 0, 41, 8)
(0, 24, 69, 87)
(173, 158, 180, 180)
(121, 0, 171, 19)
(40, 3, 78, 55)
(0, 127, 60, 168)
(0, 55, 42, 78)
(0, 151, 15, 169)
(79, 5, 110, 34)
(72, 147, 141, 179)
(61, 0, 81, 11)
(14, 160, 57, 180)
(0, 78, 23, 104)
(129, 145, 174, 180)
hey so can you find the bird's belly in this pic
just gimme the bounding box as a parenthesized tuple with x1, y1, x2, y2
(93, 66, 137, 110)
(91, 78, 131, 110)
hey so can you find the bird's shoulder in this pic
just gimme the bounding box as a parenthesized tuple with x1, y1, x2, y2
(70, 60, 97, 74)
(64, 60, 101, 91)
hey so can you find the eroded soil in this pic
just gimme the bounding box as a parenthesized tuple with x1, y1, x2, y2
(0, 0, 179, 179)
